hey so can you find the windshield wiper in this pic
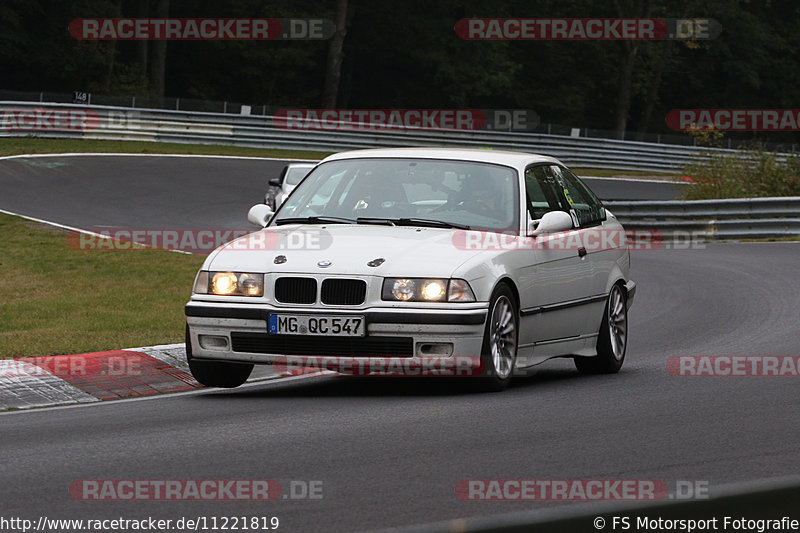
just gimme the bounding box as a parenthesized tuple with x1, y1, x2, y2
(394, 218, 470, 230)
(274, 216, 356, 226)
(356, 216, 468, 229)
(356, 217, 396, 226)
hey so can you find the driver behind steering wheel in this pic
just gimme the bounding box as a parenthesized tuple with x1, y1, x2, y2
(457, 174, 497, 217)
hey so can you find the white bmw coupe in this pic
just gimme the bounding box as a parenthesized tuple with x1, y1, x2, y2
(185, 148, 635, 391)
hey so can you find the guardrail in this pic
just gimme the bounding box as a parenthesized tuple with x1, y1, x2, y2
(1, 101, 791, 172)
(605, 197, 800, 239)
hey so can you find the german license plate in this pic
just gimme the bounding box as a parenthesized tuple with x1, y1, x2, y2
(268, 314, 365, 337)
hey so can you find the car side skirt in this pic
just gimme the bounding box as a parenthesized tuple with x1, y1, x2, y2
(519, 294, 608, 316)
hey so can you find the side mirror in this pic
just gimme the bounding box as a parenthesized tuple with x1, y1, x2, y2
(268, 177, 282, 187)
(532, 211, 574, 236)
(247, 204, 274, 227)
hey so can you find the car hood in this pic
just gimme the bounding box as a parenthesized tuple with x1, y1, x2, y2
(205, 224, 484, 277)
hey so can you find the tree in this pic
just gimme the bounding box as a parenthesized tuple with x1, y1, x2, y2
(148, 0, 169, 98)
(321, 0, 349, 108)
(136, 0, 149, 76)
(612, 0, 651, 139)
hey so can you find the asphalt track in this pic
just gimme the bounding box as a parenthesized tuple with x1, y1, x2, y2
(0, 155, 299, 231)
(2, 155, 797, 532)
(3, 243, 799, 532)
(0, 155, 684, 237)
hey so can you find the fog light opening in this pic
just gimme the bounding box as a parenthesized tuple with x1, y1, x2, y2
(417, 343, 454, 356)
(198, 335, 230, 350)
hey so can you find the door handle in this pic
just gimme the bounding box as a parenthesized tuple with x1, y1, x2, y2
(578, 247, 587, 258)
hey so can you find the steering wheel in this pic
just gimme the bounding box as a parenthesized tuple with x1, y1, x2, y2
(427, 198, 454, 214)
(456, 198, 495, 217)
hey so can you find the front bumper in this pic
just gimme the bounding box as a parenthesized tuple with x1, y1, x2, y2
(185, 302, 488, 365)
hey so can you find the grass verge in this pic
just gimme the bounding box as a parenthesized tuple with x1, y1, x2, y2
(0, 137, 332, 160)
(0, 213, 205, 356)
(738, 236, 800, 242)
(680, 149, 800, 200)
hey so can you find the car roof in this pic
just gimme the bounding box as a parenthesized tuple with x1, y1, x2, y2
(320, 147, 562, 168)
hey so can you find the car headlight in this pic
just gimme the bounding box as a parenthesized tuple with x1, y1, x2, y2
(193, 271, 264, 297)
(381, 278, 475, 302)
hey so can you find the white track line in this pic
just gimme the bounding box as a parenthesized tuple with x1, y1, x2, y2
(0, 207, 127, 238)
(0, 208, 193, 255)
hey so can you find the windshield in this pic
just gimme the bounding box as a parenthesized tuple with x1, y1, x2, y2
(273, 158, 519, 231)
(284, 166, 313, 186)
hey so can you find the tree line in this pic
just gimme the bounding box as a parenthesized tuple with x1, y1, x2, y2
(1, 0, 798, 141)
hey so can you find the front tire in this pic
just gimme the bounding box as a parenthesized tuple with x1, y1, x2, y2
(186, 325, 253, 388)
(475, 284, 519, 392)
(575, 284, 627, 374)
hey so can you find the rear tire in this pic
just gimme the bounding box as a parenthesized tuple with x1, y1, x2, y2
(575, 284, 627, 374)
(186, 324, 253, 388)
(474, 284, 518, 392)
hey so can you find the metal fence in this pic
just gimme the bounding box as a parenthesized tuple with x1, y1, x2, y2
(0, 88, 718, 146)
(2, 100, 791, 172)
(1, 99, 796, 238)
(7, 87, 800, 152)
(605, 197, 800, 239)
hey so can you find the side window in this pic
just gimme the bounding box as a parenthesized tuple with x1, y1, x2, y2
(549, 166, 606, 228)
(524, 166, 563, 220)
